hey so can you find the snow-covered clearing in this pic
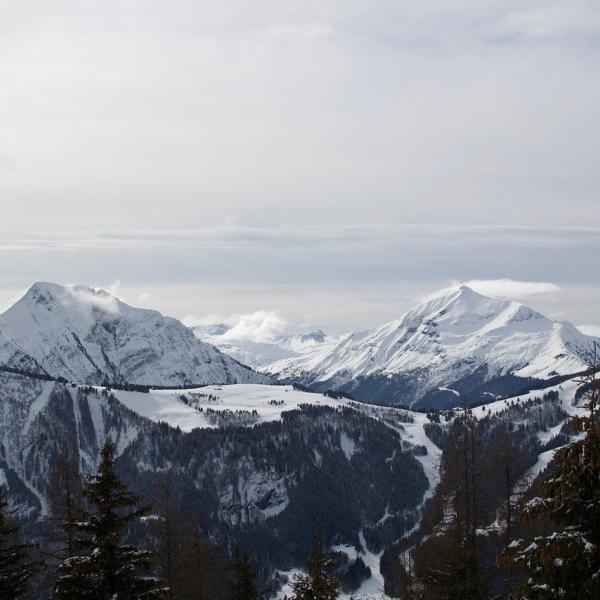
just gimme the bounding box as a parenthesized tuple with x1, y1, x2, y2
(113, 384, 345, 432)
(471, 377, 583, 420)
(111, 389, 208, 432)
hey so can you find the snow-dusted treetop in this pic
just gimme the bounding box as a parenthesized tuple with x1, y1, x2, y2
(0, 282, 269, 387)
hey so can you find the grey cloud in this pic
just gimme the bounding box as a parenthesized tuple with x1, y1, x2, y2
(1, 2, 599, 333)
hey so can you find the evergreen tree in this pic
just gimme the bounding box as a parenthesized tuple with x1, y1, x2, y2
(54, 440, 167, 599)
(49, 451, 85, 559)
(229, 547, 259, 600)
(37, 450, 85, 596)
(505, 347, 600, 599)
(0, 486, 34, 598)
(291, 536, 339, 600)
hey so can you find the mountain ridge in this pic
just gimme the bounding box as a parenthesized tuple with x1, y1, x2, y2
(0, 282, 270, 387)
(264, 285, 597, 408)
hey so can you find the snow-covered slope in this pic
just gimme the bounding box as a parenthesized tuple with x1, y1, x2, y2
(192, 325, 335, 369)
(112, 384, 343, 431)
(265, 286, 597, 408)
(0, 282, 270, 387)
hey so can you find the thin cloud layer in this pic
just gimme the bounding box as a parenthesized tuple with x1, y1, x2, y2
(419, 279, 561, 303)
(460, 279, 561, 299)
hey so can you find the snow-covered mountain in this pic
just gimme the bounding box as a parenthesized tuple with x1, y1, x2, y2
(192, 324, 335, 369)
(265, 285, 597, 408)
(0, 282, 270, 386)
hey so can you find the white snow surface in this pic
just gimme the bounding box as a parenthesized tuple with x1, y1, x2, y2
(265, 286, 596, 403)
(471, 377, 582, 420)
(0, 282, 269, 387)
(113, 384, 347, 432)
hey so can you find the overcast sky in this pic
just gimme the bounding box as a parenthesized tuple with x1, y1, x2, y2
(1, 1, 599, 336)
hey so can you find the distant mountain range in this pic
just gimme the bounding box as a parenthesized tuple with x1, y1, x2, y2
(0, 282, 269, 387)
(1, 282, 595, 409)
(263, 286, 597, 408)
(191, 323, 335, 369)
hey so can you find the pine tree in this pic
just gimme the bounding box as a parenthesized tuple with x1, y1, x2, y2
(42, 451, 86, 560)
(505, 345, 600, 599)
(291, 536, 339, 600)
(37, 450, 85, 596)
(0, 487, 34, 598)
(49, 451, 85, 559)
(54, 440, 167, 599)
(229, 547, 258, 600)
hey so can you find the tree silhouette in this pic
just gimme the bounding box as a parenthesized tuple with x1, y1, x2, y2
(54, 440, 167, 599)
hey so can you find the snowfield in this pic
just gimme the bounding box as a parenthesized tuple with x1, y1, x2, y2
(113, 384, 348, 432)
(470, 377, 582, 420)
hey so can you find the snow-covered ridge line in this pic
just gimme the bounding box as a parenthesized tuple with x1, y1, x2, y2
(264, 285, 597, 409)
(0, 282, 269, 387)
(111, 383, 420, 431)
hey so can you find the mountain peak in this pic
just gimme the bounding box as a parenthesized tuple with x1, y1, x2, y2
(24, 281, 114, 304)
(455, 284, 481, 297)
(266, 286, 596, 408)
(0, 281, 269, 386)
(25, 281, 63, 299)
(300, 329, 326, 344)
